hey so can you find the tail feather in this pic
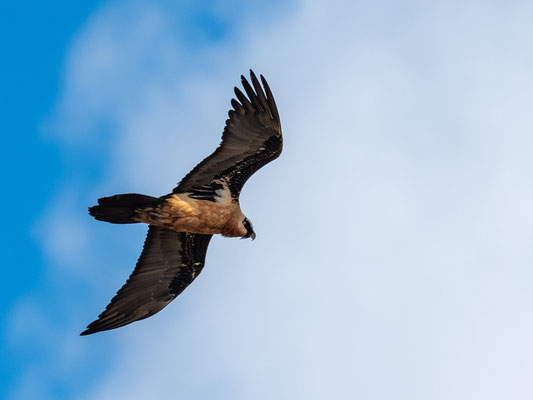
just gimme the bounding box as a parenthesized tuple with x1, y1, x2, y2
(89, 194, 160, 224)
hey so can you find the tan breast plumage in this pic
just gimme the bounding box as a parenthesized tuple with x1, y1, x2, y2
(135, 193, 245, 237)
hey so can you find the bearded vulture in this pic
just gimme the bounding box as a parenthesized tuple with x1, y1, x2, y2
(81, 71, 282, 335)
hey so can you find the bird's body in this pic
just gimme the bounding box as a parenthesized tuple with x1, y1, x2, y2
(81, 71, 281, 335)
(136, 189, 248, 237)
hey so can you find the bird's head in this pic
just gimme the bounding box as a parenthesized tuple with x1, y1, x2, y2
(241, 217, 256, 240)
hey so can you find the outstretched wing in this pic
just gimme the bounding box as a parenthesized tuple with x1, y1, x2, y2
(173, 70, 282, 199)
(81, 227, 212, 335)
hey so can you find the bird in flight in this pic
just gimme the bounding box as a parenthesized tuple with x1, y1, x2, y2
(81, 71, 282, 335)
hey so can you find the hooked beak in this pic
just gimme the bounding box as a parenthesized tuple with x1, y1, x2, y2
(242, 231, 256, 241)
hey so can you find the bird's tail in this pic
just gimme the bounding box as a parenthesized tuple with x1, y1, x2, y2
(89, 194, 162, 224)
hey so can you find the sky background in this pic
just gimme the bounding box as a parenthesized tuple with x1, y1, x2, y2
(2, 0, 533, 399)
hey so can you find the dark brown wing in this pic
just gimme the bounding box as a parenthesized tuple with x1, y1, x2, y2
(173, 70, 282, 198)
(81, 227, 212, 335)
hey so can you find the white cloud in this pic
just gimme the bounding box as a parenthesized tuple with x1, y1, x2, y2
(20, 0, 533, 399)
(33, 188, 91, 272)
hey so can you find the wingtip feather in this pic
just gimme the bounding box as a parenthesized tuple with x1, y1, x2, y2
(259, 74, 279, 121)
(234, 87, 253, 111)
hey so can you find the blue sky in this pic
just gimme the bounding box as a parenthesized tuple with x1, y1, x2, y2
(1, 0, 101, 394)
(2, 0, 533, 399)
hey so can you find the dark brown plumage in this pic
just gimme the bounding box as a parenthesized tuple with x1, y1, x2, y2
(175, 72, 282, 196)
(81, 70, 282, 335)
